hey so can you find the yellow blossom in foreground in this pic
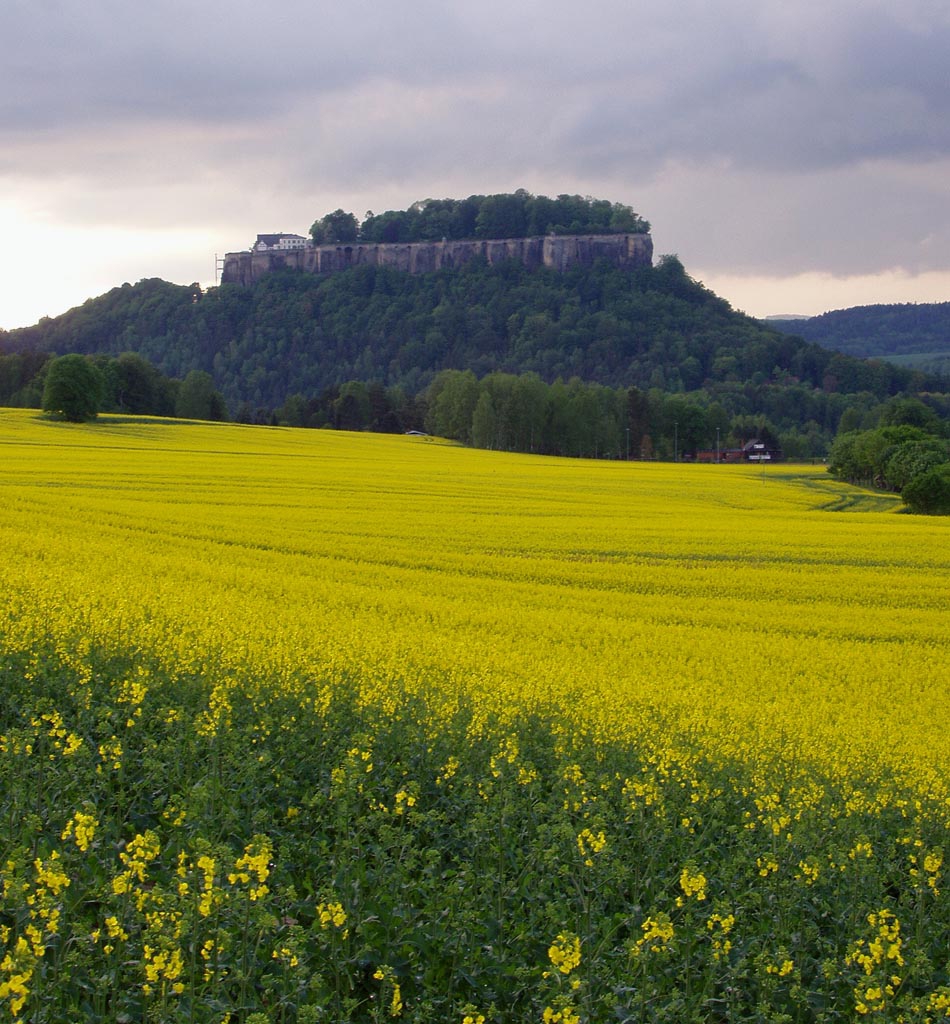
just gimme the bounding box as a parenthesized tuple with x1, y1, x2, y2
(228, 835, 272, 901)
(846, 910, 904, 1015)
(316, 900, 349, 939)
(61, 811, 98, 853)
(796, 858, 820, 885)
(547, 932, 582, 975)
(576, 827, 607, 867)
(33, 851, 70, 898)
(543, 1002, 580, 1024)
(632, 914, 675, 956)
(679, 866, 707, 901)
(0, 937, 36, 1018)
(706, 913, 735, 961)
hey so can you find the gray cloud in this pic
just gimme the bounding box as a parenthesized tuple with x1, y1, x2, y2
(8, 0, 950, 167)
(2, 0, 950, 321)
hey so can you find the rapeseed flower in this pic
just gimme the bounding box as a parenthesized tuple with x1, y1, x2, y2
(229, 835, 272, 901)
(547, 933, 582, 975)
(61, 810, 98, 852)
(576, 827, 607, 867)
(679, 866, 707, 901)
(632, 914, 674, 956)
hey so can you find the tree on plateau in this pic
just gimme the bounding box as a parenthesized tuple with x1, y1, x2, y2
(42, 354, 102, 422)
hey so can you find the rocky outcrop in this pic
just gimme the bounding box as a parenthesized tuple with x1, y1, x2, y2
(220, 233, 653, 287)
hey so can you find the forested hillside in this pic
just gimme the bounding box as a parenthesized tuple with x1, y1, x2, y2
(770, 302, 950, 376)
(2, 252, 947, 459)
(4, 257, 929, 403)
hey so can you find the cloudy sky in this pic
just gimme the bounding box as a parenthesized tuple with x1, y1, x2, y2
(3, 0, 949, 329)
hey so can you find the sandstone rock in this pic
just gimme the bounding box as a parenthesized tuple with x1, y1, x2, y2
(220, 233, 653, 287)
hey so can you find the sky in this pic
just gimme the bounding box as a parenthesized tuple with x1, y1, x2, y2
(2, 0, 950, 330)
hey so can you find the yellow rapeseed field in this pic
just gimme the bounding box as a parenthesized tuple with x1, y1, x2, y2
(2, 408, 950, 1023)
(1, 410, 946, 799)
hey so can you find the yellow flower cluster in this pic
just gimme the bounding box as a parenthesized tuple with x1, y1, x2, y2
(678, 866, 707, 902)
(847, 910, 904, 976)
(846, 909, 904, 1015)
(196, 855, 217, 917)
(632, 913, 675, 956)
(909, 844, 944, 895)
(393, 789, 417, 814)
(317, 900, 348, 937)
(0, 937, 34, 1019)
(926, 987, 950, 1017)
(542, 1004, 580, 1024)
(228, 835, 272, 901)
(373, 964, 403, 1017)
(114, 831, 161, 903)
(547, 933, 582, 975)
(142, 942, 185, 996)
(576, 827, 607, 867)
(706, 912, 735, 960)
(795, 858, 820, 885)
(61, 811, 98, 853)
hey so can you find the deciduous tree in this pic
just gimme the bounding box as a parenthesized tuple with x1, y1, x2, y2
(42, 354, 102, 422)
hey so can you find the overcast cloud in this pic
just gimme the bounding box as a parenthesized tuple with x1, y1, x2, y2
(3, 0, 949, 328)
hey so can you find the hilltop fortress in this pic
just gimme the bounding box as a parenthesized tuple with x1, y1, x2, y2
(220, 232, 653, 287)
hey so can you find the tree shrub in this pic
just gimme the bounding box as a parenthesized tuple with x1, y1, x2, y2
(902, 463, 950, 514)
(42, 354, 102, 422)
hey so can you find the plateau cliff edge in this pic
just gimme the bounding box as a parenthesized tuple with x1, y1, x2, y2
(221, 233, 653, 287)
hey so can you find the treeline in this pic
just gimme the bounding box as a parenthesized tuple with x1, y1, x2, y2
(827, 399, 950, 513)
(0, 350, 226, 421)
(425, 371, 762, 460)
(271, 370, 950, 465)
(311, 190, 650, 245)
(7, 346, 950, 471)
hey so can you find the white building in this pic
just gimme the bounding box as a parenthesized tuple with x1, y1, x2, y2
(252, 233, 311, 251)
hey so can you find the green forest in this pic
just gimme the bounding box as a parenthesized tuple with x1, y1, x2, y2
(3, 235, 948, 462)
(312, 191, 650, 245)
(770, 302, 950, 377)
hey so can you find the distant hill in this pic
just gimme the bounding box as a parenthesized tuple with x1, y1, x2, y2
(769, 302, 950, 377)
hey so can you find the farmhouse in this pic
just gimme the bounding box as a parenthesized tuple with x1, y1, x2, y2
(694, 439, 783, 463)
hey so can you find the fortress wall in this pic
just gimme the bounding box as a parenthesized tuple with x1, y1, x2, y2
(221, 233, 653, 287)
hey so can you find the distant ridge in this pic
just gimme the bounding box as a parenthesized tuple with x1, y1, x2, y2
(768, 301, 950, 372)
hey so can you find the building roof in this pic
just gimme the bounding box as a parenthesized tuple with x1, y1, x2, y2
(255, 233, 308, 246)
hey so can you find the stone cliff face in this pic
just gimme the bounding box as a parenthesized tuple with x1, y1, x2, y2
(220, 233, 653, 287)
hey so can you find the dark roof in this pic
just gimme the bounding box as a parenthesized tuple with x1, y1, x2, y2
(255, 233, 307, 246)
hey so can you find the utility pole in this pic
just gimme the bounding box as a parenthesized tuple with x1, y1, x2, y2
(674, 421, 678, 463)
(716, 427, 720, 463)
(626, 427, 630, 461)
